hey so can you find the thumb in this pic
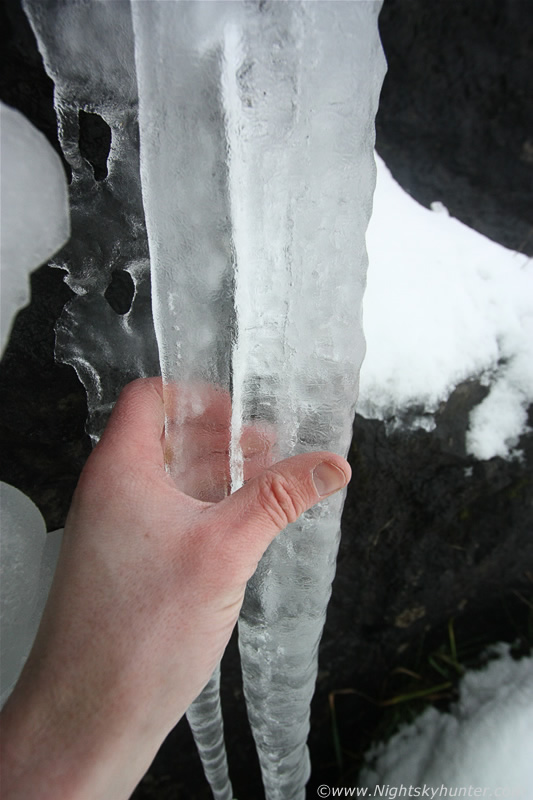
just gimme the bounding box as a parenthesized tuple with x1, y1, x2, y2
(212, 451, 351, 570)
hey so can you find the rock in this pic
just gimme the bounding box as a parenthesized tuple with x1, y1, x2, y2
(377, 0, 533, 255)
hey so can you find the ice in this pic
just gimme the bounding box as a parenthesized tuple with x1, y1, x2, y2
(0, 482, 46, 705)
(5, 1, 532, 793)
(131, 4, 240, 795)
(23, 0, 159, 444)
(133, 2, 385, 797)
(21, 2, 385, 797)
(225, 5, 385, 796)
(0, 102, 69, 352)
(0, 482, 63, 707)
(0, 98, 68, 707)
(360, 644, 533, 793)
(186, 664, 233, 800)
(131, 0, 236, 492)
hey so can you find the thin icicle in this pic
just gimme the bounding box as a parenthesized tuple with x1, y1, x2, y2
(186, 666, 233, 800)
(130, 3, 235, 798)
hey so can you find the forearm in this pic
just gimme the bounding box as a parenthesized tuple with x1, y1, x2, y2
(0, 662, 161, 800)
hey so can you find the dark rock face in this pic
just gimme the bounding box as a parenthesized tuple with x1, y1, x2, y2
(0, 267, 90, 530)
(1, 0, 532, 797)
(377, 0, 533, 256)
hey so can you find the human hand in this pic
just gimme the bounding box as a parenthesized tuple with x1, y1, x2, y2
(0, 378, 350, 800)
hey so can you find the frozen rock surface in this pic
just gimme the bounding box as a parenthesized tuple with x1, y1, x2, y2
(0, 101, 69, 352)
(376, 0, 533, 257)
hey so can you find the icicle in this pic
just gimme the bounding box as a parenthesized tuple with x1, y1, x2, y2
(186, 665, 233, 800)
(221, 3, 386, 798)
(130, 3, 236, 798)
(133, 3, 385, 798)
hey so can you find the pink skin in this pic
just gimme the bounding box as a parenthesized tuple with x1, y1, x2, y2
(0, 378, 350, 800)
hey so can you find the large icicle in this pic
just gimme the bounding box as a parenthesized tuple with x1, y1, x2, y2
(222, 3, 386, 798)
(134, 2, 385, 799)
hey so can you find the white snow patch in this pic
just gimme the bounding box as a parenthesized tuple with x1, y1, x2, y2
(361, 155, 533, 460)
(360, 643, 533, 793)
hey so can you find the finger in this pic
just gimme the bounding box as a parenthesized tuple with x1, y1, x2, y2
(212, 451, 351, 569)
(95, 377, 165, 468)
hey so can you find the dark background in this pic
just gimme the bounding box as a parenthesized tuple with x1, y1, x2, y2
(1, 0, 532, 797)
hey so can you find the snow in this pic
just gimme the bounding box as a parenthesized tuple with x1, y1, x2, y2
(360, 644, 533, 793)
(361, 155, 533, 460)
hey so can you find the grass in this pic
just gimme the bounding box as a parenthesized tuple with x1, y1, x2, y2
(326, 596, 533, 783)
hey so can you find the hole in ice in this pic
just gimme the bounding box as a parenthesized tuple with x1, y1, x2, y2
(104, 269, 135, 315)
(78, 110, 111, 181)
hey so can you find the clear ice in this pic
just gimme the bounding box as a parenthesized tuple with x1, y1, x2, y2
(133, 2, 385, 797)
(0, 482, 46, 706)
(0, 102, 69, 352)
(0, 479, 63, 708)
(0, 99, 68, 707)
(20, 1, 386, 798)
(22, 0, 159, 444)
(23, 2, 232, 796)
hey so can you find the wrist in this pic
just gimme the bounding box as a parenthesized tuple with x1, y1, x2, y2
(0, 659, 162, 800)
